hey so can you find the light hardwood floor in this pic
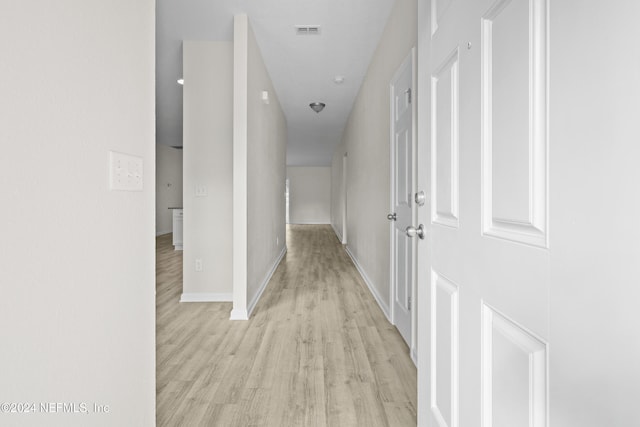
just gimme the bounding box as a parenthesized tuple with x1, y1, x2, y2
(156, 225, 417, 426)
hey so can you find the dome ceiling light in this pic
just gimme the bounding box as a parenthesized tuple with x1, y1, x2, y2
(309, 102, 326, 113)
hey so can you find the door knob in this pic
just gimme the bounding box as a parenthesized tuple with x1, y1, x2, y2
(405, 224, 425, 239)
(387, 213, 397, 221)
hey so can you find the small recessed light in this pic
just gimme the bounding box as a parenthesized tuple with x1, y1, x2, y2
(177, 78, 184, 85)
(334, 76, 345, 84)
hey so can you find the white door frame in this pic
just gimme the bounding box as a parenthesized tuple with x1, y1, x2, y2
(342, 153, 348, 244)
(416, 2, 431, 423)
(389, 47, 418, 362)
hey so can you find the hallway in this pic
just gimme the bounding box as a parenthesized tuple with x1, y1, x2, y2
(156, 225, 417, 426)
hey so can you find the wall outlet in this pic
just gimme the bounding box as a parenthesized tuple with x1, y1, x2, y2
(195, 258, 203, 272)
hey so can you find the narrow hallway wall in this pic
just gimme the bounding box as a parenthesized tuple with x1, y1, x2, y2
(246, 19, 287, 312)
(331, 0, 417, 316)
(233, 15, 288, 318)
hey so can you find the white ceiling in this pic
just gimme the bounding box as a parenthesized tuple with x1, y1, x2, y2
(156, 0, 395, 166)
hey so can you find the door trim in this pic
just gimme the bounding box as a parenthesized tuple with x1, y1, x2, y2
(342, 153, 348, 244)
(416, 3, 431, 424)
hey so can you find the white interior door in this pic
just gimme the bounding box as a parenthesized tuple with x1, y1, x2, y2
(420, 0, 551, 425)
(418, 0, 640, 425)
(390, 50, 416, 351)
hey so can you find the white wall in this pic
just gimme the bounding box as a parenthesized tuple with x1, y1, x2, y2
(233, 15, 287, 319)
(0, 1, 155, 425)
(246, 19, 287, 313)
(287, 166, 331, 225)
(156, 145, 183, 235)
(549, 1, 640, 423)
(331, 0, 417, 313)
(183, 41, 234, 301)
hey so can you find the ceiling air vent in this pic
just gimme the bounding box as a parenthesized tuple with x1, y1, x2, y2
(295, 25, 321, 35)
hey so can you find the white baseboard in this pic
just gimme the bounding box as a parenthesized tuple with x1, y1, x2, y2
(331, 223, 343, 243)
(229, 308, 248, 320)
(345, 246, 392, 323)
(156, 230, 171, 237)
(247, 246, 287, 318)
(288, 221, 330, 225)
(180, 293, 232, 302)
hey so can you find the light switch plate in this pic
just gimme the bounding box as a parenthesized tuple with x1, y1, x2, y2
(109, 151, 143, 191)
(195, 185, 208, 197)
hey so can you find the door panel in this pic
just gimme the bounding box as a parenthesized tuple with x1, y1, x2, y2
(391, 50, 415, 348)
(396, 129, 411, 207)
(483, 305, 547, 427)
(487, 0, 530, 223)
(421, 0, 551, 425)
(481, 0, 548, 248)
(431, 0, 453, 36)
(395, 228, 408, 309)
(431, 271, 459, 427)
(432, 49, 459, 228)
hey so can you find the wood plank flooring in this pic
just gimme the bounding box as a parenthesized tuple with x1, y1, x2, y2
(156, 225, 417, 426)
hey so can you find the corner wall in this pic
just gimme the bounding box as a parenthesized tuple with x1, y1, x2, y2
(234, 15, 287, 319)
(156, 145, 183, 235)
(0, 1, 155, 424)
(246, 19, 287, 313)
(183, 41, 234, 301)
(287, 166, 331, 225)
(331, 0, 417, 313)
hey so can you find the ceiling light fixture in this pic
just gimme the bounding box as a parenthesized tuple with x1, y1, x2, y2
(177, 78, 184, 85)
(309, 102, 326, 113)
(334, 76, 345, 84)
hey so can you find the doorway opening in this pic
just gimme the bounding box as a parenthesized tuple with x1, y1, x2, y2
(285, 178, 290, 225)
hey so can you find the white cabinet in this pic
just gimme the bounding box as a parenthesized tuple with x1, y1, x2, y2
(171, 208, 183, 250)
